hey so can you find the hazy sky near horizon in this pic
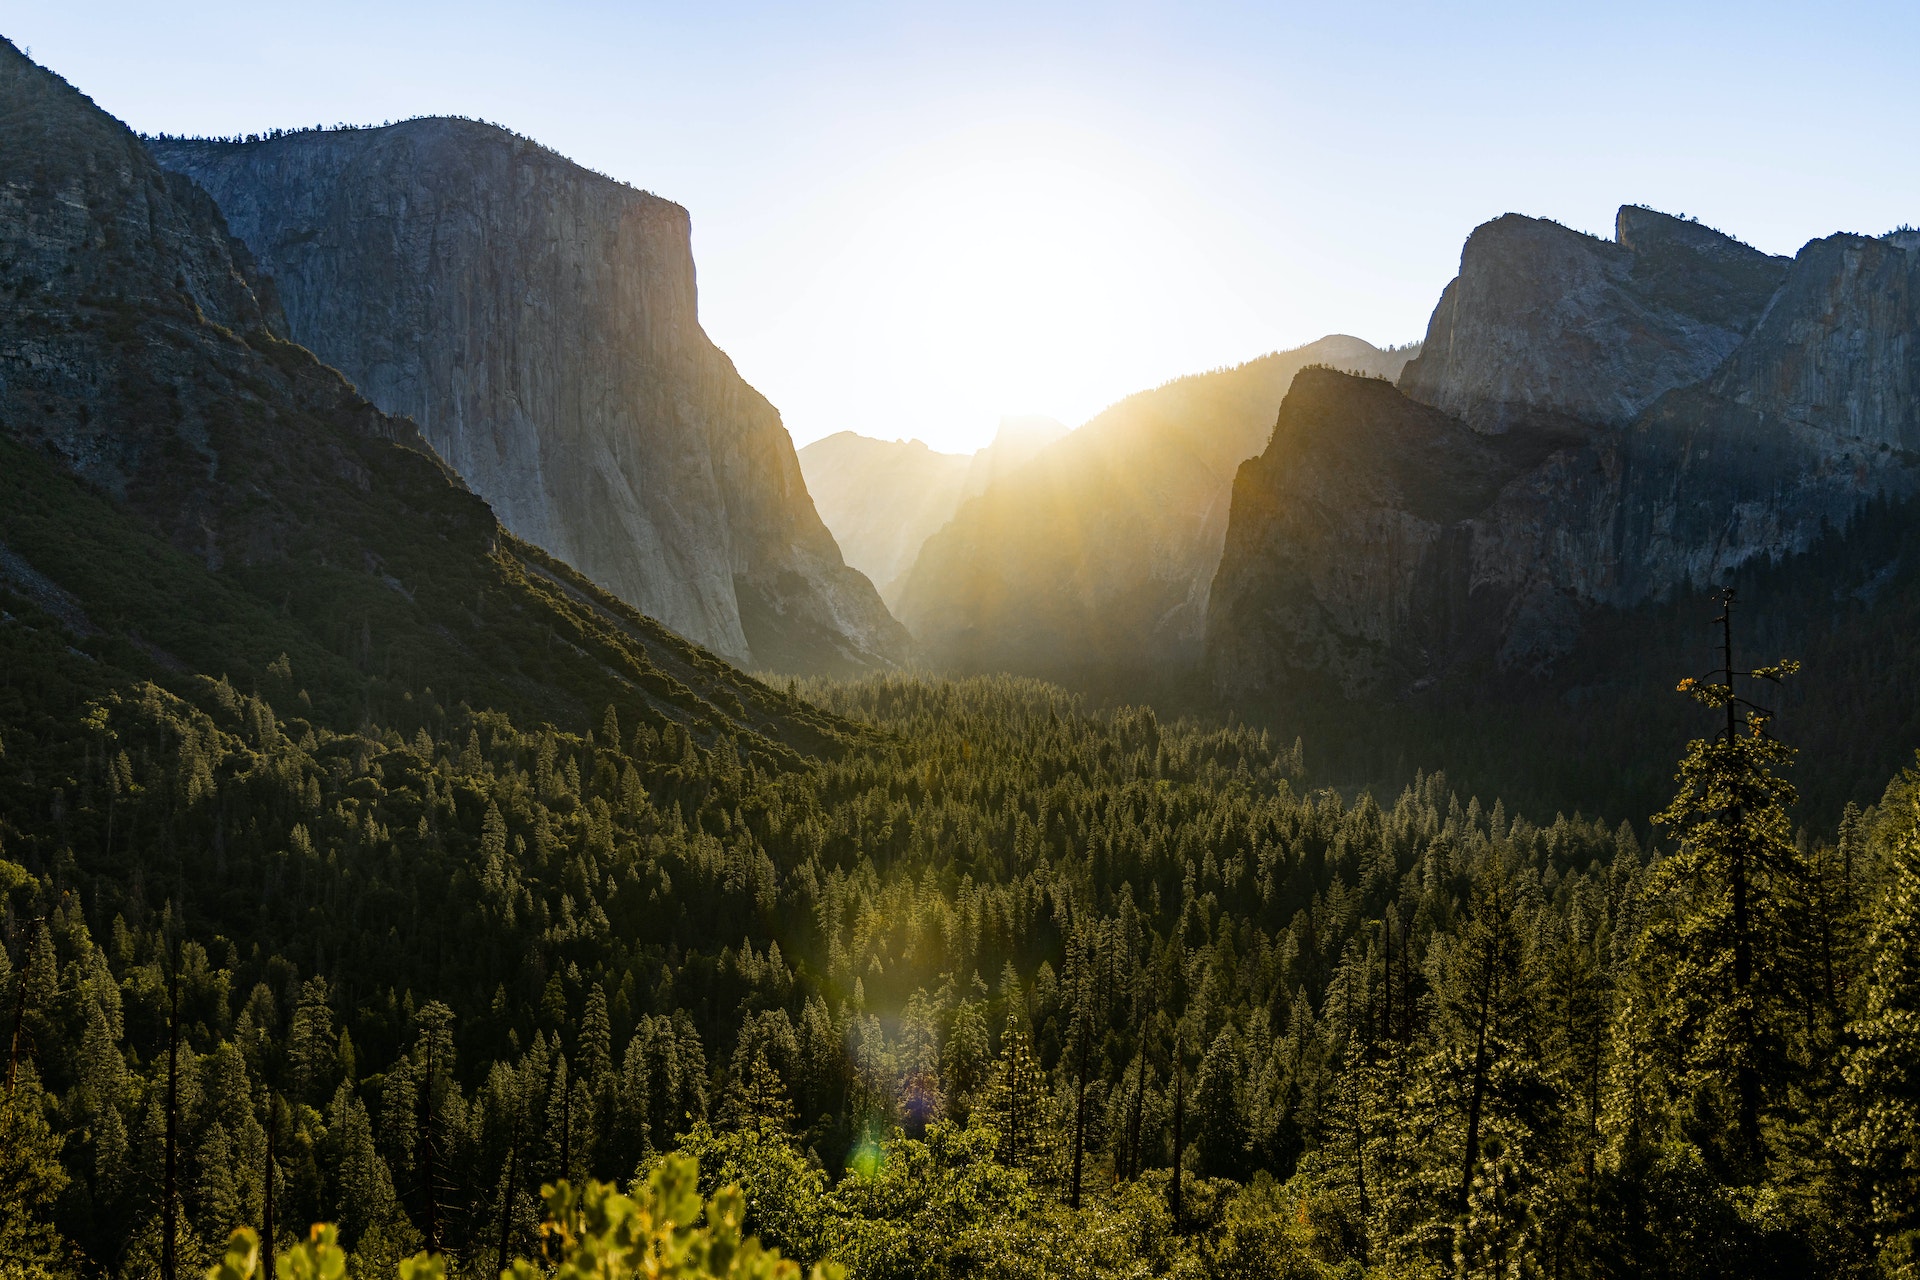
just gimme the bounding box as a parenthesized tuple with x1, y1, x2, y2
(8, 2, 1918, 453)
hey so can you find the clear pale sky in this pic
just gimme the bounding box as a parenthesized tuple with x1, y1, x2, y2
(7, 2, 1917, 454)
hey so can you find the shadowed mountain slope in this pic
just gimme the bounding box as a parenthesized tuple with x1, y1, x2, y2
(149, 121, 908, 675)
(1207, 207, 1920, 821)
(0, 39, 847, 759)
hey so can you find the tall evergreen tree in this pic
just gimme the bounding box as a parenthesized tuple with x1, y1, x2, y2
(1650, 591, 1799, 1165)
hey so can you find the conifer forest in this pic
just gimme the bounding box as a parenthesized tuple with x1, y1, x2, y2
(7, 631, 1920, 1278)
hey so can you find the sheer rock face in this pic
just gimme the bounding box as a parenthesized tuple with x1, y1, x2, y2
(1397, 207, 1789, 433)
(891, 335, 1417, 678)
(0, 39, 851, 751)
(1703, 231, 1920, 450)
(150, 123, 909, 674)
(1210, 211, 1920, 699)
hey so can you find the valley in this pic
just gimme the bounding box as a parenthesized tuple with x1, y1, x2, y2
(1, 29, 1917, 1280)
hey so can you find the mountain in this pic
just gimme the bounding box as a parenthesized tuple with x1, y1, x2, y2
(796, 415, 1064, 606)
(0, 38, 845, 757)
(1207, 207, 1920, 818)
(1398, 206, 1790, 433)
(892, 336, 1417, 679)
(147, 121, 909, 675)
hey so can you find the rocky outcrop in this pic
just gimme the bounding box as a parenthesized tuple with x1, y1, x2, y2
(1700, 230, 1920, 450)
(797, 415, 1064, 606)
(1397, 207, 1788, 433)
(893, 336, 1417, 677)
(150, 122, 909, 674)
(1209, 209, 1920, 701)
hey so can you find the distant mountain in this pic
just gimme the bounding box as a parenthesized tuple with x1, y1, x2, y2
(1207, 207, 1920, 819)
(892, 336, 1417, 678)
(0, 38, 844, 755)
(149, 122, 908, 675)
(796, 415, 1064, 606)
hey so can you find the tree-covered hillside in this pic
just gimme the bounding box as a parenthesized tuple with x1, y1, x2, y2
(3, 645, 1912, 1277)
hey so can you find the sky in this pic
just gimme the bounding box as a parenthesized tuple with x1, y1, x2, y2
(7, 2, 1919, 454)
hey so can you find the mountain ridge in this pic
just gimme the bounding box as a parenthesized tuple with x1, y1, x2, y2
(796, 415, 1065, 605)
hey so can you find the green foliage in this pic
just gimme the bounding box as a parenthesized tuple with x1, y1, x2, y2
(198, 1159, 826, 1280)
(1647, 658, 1801, 1166)
(1848, 769, 1920, 1277)
(0, 1069, 72, 1278)
(0, 618, 1894, 1278)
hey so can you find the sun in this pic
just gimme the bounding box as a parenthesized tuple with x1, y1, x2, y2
(777, 119, 1248, 453)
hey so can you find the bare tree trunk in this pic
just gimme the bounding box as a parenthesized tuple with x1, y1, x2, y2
(421, 1034, 441, 1253)
(497, 1113, 521, 1278)
(263, 1101, 277, 1274)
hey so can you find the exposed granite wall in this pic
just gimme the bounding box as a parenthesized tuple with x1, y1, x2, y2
(152, 122, 909, 673)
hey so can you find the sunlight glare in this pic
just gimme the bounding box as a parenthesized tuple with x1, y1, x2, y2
(771, 119, 1251, 454)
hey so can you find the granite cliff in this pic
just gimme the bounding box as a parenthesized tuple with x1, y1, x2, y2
(1204, 369, 1572, 697)
(893, 335, 1416, 678)
(1397, 206, 1789, 433)
(0, 39, 846, 751)
(796, 415, 1064, 606)
(1206, 207, 1920, 815)
(150, 122, 909, 674)
(1210, 207, 1920, 700)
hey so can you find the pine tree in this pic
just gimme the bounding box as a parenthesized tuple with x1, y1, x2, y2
(1650, 590, 1799, 1163)
(983, 1015, 1045, 1171)
(411, 1001, 456, 1252)
(0, 1066, 70, 1276)
(1435, 874, 1536, 1217)
(285, 979, 335, 1107)
(1846, 782, 1920, 1276)
(324, 1080, 395, 1247)
(720, 1046, 797, 1136)
(1194, 1026, 1249, 1181)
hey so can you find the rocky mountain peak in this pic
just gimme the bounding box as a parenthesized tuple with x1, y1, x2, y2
(1398, 206, 1788, 434)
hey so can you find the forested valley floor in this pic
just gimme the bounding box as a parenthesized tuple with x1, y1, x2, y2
(5, 645, 1918, 1280)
